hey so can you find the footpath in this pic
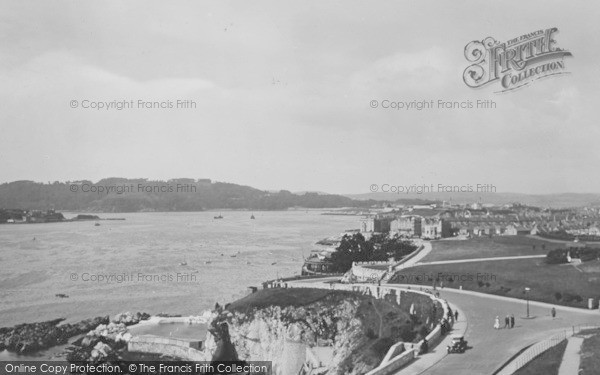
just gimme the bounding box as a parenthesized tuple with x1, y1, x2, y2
(557, 336, 584, 375)
(393, 303, 467, 375)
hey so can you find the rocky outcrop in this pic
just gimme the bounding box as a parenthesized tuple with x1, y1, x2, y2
(66, 322, 130, 362)
(204, 289, 432, 375)
(66, 312, 149, 362)
(0, 316, 109, 354)
(0, 311, 150, 356)
(111, 311, 150, 326)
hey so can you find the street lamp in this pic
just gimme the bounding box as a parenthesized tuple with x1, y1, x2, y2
(525, 287, 531, 318)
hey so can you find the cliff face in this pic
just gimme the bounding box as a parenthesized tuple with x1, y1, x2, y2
(204, 289, 430, 375)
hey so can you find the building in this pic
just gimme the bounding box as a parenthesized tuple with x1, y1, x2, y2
(360, 215, 395, 233)
(390, 216, 422, 237)
(301, 255, 335, 275)
(361, 217, 375, 233)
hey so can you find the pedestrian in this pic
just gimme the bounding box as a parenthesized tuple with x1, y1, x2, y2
(420, 338, 429, 354)
(441, 318, 448, 335)
(494, 316, 500, 330)
(504, 315, 510, 329)
(551, 307, 556, 319)
(447, 307, 453, 321)
(454, 310, 459, 321)
(510, 314, 515, 328)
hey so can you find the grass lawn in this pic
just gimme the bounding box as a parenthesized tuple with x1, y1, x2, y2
(389, 258, 600, 308)
(579, 328, 600, 375)
(226, 288, 337, 312)
(425, 236, 562, 262)
(512, 339, 567, 375)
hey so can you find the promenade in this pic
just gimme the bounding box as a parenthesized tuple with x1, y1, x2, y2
(286, 277, 600, 375)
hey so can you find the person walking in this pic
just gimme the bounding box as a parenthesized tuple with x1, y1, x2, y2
(454, 310, 459, 321)
(504, 315, 510, 329)
(510, 314, 515, 328)
(551, 307, 556, 319)
(420, 338, 429, 354)
(494, 316, 500, 330)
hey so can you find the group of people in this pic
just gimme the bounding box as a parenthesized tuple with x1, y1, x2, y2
(493, 314, 515, 329)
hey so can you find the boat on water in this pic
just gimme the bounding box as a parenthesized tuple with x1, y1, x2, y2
(251, 214, 255, 219)
(179, 261, 187, 266)
(94, 222, 100, 226)
(205, 261, 212, 264)
(214, 214, 223, 219)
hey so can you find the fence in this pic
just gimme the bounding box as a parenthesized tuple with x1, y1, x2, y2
(495, 324, 600, 375)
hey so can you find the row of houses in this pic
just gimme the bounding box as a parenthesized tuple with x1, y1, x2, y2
(361, 202, 600, 240)
(360, 214, 452, 239)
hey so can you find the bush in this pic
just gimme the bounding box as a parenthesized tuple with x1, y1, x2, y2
(372, 337, 395, 358)
(399, 326, 417, 342)
(365, 328, 378, 339)
(581, 248, 600, 262)
(546, 249, 568, 264)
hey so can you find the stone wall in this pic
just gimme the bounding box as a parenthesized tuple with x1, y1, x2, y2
(127, 335, 208, 361)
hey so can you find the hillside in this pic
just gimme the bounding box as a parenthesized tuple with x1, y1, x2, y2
(0, 179, 379, 212)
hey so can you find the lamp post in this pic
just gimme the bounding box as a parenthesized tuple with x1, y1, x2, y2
(525, 287, 531, 318)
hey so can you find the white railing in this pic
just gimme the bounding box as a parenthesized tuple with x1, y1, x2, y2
(495, 324, 600, 375)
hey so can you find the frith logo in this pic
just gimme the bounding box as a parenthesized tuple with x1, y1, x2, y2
(463, 28, 572, 92)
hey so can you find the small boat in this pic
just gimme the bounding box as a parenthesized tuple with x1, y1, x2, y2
(214, 214, 223, 219)
(230, 254, 237, 258)
(251, 214, 255, 219)
(271, 262, 277, 265)
(94, 222, 100, 226)
(246, 261, 251, 265)
(205, 261, 212, 264)
(55, 293, 69, 298)
(180, 261, 188, 266)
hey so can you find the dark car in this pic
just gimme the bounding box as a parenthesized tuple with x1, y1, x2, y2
(447, 335, 468, 353)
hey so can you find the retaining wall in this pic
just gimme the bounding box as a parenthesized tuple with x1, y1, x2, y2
(128, 335, 208, 361)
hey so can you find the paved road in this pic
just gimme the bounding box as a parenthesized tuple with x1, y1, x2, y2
(413, 254, 546, 266)
(394, 241, 432, 270)
(419, 288, 600, 375)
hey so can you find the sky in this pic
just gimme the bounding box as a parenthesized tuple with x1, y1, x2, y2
(1, 0, 599, 195)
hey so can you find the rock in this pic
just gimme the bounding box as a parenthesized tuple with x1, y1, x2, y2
(155, 313, 182, 318)
(111, 311, 150, 326)
(0, 316, 109, 354)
